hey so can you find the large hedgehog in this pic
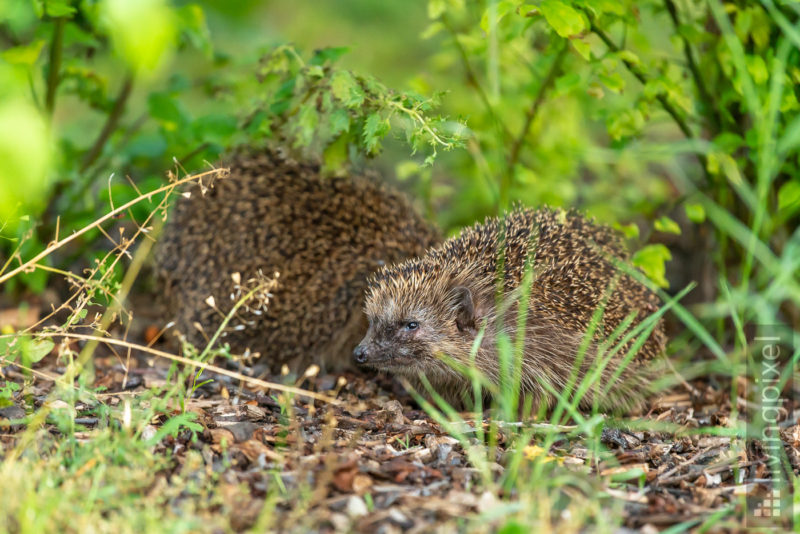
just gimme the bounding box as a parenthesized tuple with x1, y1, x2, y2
(354, 208, 667, 413)
(155, 150, 440, 371)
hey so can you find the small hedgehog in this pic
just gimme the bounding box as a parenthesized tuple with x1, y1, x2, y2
(354, 208, 667, 413)
(155, 149, 440, 371)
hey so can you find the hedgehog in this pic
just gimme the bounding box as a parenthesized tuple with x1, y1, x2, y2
(155, 149, 440, 371)
(354, 207, 667, 413)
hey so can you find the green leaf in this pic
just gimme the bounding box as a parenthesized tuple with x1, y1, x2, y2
(176, 4, 212, 58)
(632, 244, 672, 288)
(428, 0, 446, 19)
(362, 113, 390, 155)
(307, 65, 324, 78)
(144, 413, 203, 445)
(125, 132, 167, 158)
(0, 336, 53, 364)
(778, 180, 800, 212)
(294, 103, 318, 148)
(654, 216, 681, 235)
(101, 0, 176, 75)
(615, 222, 639, 239)
(328, 108, 350, 136)
(498, 521, 527, 534)
(554, 72, 582, 95)
(44, 0, 77, 18)
(598, 72, 625, 93)
(778, 114, 800, 154)
(0, 99, 52, 228)
(148, 92, 190, 128)
(310, 46, 349, 65)
(330, 71, 365, 108)
(571, 39, 591, 61)
(746, 55, 768, 85)
(193, 114, 237, 145)
(26, 338, 54, 363)
(1, 40, 45, 66)
(584, 0, 625, 16)
(540, 0, 586, 38)
(684, 203, 706, 223)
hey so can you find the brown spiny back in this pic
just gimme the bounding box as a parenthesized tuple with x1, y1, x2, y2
(155, 149, 440, 371)
(364, 207, 667, 413)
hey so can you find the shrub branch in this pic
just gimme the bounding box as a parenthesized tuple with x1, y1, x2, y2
(45, 17, 65, 116)
(507, 43, 568, 176)
(587, 16, 711, 184)
(81, 74, 134, 172)
(663, 0, 722, 132)
(0, 168, 227, 285)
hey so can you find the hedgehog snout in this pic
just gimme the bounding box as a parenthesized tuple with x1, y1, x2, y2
(353, 344, 369, 364)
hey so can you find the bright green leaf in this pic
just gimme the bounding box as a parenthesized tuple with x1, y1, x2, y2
(685, 203, 706, 223)
(0, 97, 52, 227)
(615, 222, 639, 239)
(25, 338, 54, 363)
(294, 103, 318, 148)
(363, 113, 390, 155)
(778, 180, 800, 212)
(328, 108, 350, 136)
(540, 0, 586, 38)
(632, 244, 672, 288)
(330, 70, 365, 108)
(654, 216, 681, 235)
(746, 55, 768, 85)
(1, 40, 45, 66)
(101, 0, 176, 75)
(176, 4, 212, 57)
(571, 39, 591, 60)
(44, 0, 77, 18)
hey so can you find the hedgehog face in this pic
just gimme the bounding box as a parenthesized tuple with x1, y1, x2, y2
(354, 284, 479, 374)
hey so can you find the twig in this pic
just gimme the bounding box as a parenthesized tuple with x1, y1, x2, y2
(45, 17, 65, 115)
(441, 14, 512, 143)
(75, 216, 160, 371)
(0, 167, 227, 285)
(586, 15, 710, 184)
(178, 142, 211, 167)
(81, 74, 134, 172)
(655, 445, 722, 483)
(506, 43, 568, 178)
(663, 0, 722, 132)
(8, 332, 342, 404)
(589, 21, 693, 139)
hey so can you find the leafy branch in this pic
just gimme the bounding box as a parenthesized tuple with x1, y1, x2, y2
(80, 74, 134, 172)
(663, 0, 723, 132)
(441, 14, 512, 143)
(506, 43, 568, 177)
(255, 46, 464, 165)
(586, 14, 711, 184)
(45, 17, 65, 116)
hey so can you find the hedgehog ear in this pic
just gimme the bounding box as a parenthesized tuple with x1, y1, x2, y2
(451, 286, 476, 334)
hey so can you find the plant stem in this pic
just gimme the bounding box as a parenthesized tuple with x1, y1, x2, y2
(81, 74, 134, 172)
(10, 332, 342, 404)
(0, 168, 226, 285)
(588, 18, 711, 184)
(663, 0, 722, 132)
(506, 43, 568, 180)
(590, 21, 693, 138)
(441, 14, 512, 143)
(45, 17, 65, 116)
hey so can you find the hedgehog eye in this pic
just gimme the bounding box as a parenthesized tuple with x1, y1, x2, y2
(404, 321, 419, 331)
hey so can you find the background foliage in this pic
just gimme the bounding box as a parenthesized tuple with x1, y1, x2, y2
(0, 0, 798, 338)
(2, 0, 800, 531)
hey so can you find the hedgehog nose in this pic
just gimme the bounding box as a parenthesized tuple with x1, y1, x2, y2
(353, 345, 368, 364)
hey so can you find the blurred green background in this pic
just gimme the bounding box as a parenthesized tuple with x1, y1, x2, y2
(1, 0, 799, 349)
